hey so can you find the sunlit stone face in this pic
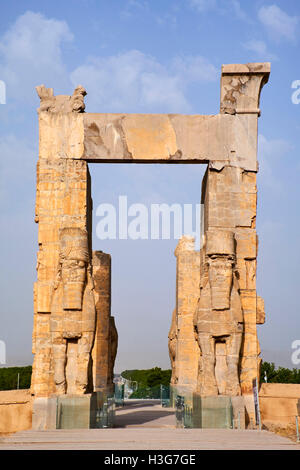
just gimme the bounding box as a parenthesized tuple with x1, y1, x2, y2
(62, 258, 86, 310)
(208, 255, 234, 310)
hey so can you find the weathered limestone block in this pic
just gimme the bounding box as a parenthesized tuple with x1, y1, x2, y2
(108, 316, 118, 391)
(32, 396, 57, 430)
(92, 251, 118, 393)
(220, 63, 270, 115)
(168, 308, 177, 385)
(239, 290, 259, 395)
(0, 390, 32, 433)
(32, 282, 38, 355)
(203, 166, 257, 229)
(256, 296, 265, 324)
(259, 384, 300, 425)
(36, 84, 87, 114)
(172, 236, 200, 396)
(83, 113, 258, 171)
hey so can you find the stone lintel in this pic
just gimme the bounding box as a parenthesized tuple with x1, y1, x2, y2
(82, 113, 258, 171)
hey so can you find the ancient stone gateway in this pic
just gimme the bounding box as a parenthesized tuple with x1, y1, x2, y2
(31, 63, 270, 428)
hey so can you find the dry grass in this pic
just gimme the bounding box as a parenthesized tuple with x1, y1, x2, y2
(262, 420, 299, 443)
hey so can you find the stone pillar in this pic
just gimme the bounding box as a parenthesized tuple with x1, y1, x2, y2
(201, 166, 260, 395)
(31, 85, 96, 397)
(108, 316, 118, 391)
(92, 251, 117, 393)
(194, 63, 269, 422)
(173, 236, 200, 401)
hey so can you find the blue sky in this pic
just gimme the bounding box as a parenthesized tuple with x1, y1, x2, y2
(0, 0, 299, 372)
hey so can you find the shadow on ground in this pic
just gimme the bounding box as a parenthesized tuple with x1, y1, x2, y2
(114, 399, 175, 427)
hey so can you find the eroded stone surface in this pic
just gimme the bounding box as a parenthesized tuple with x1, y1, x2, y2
(36, 85, 87, 114)
(171, 236, 200, 397)
(168, 309, 177, 385)
(83, 113, 259, 171)
(92, 251, 118, 394)
(220, 63, 270, 115)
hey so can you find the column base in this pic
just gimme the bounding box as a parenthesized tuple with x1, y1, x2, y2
(173, 393, 247, 429)
(32, 392, 115, 430)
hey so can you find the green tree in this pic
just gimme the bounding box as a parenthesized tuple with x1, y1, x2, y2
(147, 368, 163, 387)
(260, 362, 300, 384)
(0, 366, 32, 390)
(121, 367, 172, 398)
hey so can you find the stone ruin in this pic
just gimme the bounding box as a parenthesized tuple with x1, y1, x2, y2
(31, 62, 270, 428)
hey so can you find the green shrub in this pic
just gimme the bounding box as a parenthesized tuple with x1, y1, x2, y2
(0, 366, 32, 390)
(260, 362, 300, 384)
(121, 367, 171, 398)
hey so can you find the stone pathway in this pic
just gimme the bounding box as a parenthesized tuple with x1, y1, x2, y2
(0, 399, 299, 450)
(114, 399, 175, 428)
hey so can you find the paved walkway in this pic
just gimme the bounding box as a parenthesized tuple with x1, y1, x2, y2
(0, 399, 299, 450)
(114, 399, 175, 428)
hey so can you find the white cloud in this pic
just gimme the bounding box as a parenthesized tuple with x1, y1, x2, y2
(155, 12, 177, 28)
(70, 50, 217, 113)
(121, 0, 149, 19)
(189, 0, 217, 12)
(243, 39, 277, 61)
(258, 5, 298, 42)
(259, 134, 293, 160)
(258, 134, 293, 191)
(230, 0, 249, 22)
(0, 11, 73, 103)
(190, 0, 249, 21)
(171, 56, 218, 83)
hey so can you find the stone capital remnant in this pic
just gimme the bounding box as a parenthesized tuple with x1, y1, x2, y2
(32, 63, 269, 427)
(220, 62, 270, 115)
(35, 84, 87, 114)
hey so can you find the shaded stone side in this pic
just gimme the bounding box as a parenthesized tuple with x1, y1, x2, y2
(108, 317, 118, 390)
(168, 308, 177, 386)
(172, 236, 200, 397)
(92, 251, 118, 393)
